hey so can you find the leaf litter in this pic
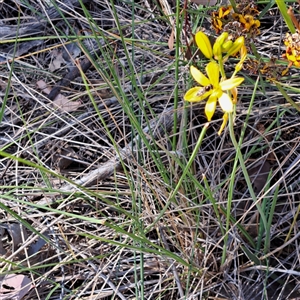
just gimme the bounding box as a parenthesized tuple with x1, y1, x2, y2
(0, 0, 300, 299)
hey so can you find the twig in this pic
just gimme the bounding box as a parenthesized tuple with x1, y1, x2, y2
(61, 106, 182, 190)
(47, 49, 102, 101)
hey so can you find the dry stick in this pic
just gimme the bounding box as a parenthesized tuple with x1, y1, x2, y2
(0, 0, 88, 39)
(47, 48, 102, 101)
(0, 0, 92, 63)
(61, 106, 182, 191)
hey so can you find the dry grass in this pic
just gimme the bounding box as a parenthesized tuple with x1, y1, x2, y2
(0, 0, 300, 299)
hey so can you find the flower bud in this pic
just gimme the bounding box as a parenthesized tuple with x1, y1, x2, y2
(213, 32, 229, 59)
(195, 31, 213, 59)
(235, 45, 247, 72)
(226, 36, 245, 57)
(222, 40, 233, 52)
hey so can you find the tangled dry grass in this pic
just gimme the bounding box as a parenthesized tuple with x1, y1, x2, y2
(0, 0, 300, 299)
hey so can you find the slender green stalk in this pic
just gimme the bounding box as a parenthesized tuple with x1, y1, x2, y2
(222, 77, 267, 264)
(275, 0, 296, 33)
(264, 185, 279, 253)
(275, 82, 300, 112)
(257, 170, 273, 251)
(228, 113, 268, 239)
(221, 118, 243, 264)
(218, 58, 226, 79)
(228, 0, 237, 12)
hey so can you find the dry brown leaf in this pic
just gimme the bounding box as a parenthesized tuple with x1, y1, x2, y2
(3, 223, 28, 252)
(52, 94, 81, 112)
(54, 147, 79, 171)
(36, 80, 81, 112)
(49, 41, 81, 72)
(49, 49, 64, 72)
(36, 79, 50, 94)
(0, 274, 32, 300)
(168, 27, 175, 50)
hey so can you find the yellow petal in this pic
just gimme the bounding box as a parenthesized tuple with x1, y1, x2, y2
(235, 45, 247, 72)
(195, 31, 213, 59)
(190, 66, 210, 86)
(184, 87, 209, 102)
(218, 113, 228, 135)
(240, 45, 247, 60)
(231, 87, 238, 104)
(222, 6, 232, 18)
(218, 93, 233, 113)
(205, 95, 217, 121)
(286, 53, 296, 62)
(219, 77, 244, 91)
(206, 61, 219, 87)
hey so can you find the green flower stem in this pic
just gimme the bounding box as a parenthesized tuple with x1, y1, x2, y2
(221, 113, 240, 264)
(264, 185, 279, 254)
(172, 0, 182, 150)
(221, 78, 264, 264)
(232, 63, 241, 78)
(232, 69, 238, 78)
(227, 112, 268, 242)
(218, 58, 226, 79)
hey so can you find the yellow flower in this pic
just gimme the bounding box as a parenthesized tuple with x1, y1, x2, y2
(244, 15, 260, 31)
(232, 13, 260, 32)
(284, 31, 300, 67)
(184, 62, 244, 121)
(222, 40, 233, 52)
(212, 6, 232, 33)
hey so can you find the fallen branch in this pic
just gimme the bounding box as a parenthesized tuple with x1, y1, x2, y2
(0, 0, 88, 39)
